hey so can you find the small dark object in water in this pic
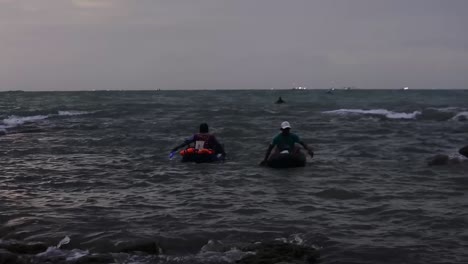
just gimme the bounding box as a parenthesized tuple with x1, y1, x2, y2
(459, 145, 468, 158)
(0, 240, 47, 254)
(237, 241, 319, 264)
(275, 97, 285, 104)
(267, 151, 306, 168)
(427, 154, 462, 166)
(428, 154, 449, 166)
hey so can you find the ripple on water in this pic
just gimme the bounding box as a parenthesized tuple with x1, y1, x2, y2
(2, 91, 468, 264)
(315, 188, 365, 200)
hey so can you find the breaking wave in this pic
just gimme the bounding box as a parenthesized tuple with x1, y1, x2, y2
(323, 107, 468, 121)
(1, 110, 93, 130)
(323, 109, 421, 119)
(451, 111, 468, 121)
(0, 235, 317, 264)
(2, 115, 49, 127)
(58, 110, 92, 116)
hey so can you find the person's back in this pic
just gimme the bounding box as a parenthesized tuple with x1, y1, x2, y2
(193, 132, 218, 151)
(171, 123, 226, 158)
(272, 132, 300, 151)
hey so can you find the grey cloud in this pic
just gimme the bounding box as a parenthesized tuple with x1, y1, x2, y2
(0, 0, 467, 90)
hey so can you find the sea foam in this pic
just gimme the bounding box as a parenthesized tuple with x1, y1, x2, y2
(2, 115, 49, 127)
(1, 110, 92, 130)
(451, 111, 468, 121)
(323, 109, 421, 119)
(58, 110, 91, 116)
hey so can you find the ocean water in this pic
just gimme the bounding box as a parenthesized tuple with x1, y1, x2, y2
(0, 90, 467, 264)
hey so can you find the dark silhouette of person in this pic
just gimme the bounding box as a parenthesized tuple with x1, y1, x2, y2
(275, 97, 285, 104)
(260, 121, 313, 166)
(170, 123, 226, 159)
(459, 145, 468, 158)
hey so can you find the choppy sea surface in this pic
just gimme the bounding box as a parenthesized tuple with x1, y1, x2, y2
(1, 90, 467, 264)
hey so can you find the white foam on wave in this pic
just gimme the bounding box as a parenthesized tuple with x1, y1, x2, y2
(2, 115, 49, 127)
(36, 236, 89, 262)
(275, 234, 306, 246)
(1, 110, 92, 130)
(156, 248, 252, 264)
(451, 111, 468, 121)
(58, 110, 91, 116)
(428, 107, 462, 113)
(36, 247, 90, 262)
(323, 109, 421, 119)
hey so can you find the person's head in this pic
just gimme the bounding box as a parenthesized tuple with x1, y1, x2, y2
(199, 123, 209, 133)
(280, 121, 291, 135)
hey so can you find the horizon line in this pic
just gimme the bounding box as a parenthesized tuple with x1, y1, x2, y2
(1, 88, 467, 92)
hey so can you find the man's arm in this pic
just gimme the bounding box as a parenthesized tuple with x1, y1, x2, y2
(260, 144, 275, 165)
(171, 137, 195, 152)
(299, 141, 314, 157)
(212, 136, 226, 155)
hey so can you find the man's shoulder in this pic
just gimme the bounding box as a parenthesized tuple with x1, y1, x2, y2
(195, 133, 214, 138)
(271, 133, 282, 142)
(291, 133, 300, 140)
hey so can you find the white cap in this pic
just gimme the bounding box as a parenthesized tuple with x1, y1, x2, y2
(281, 121, 291, 129)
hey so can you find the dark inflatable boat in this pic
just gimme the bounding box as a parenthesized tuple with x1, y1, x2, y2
(267, 151, 306, 168)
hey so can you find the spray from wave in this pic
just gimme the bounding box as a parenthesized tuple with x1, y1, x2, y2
(323, 109, 421, 119)
(2, 115, 49, 127)
(323, 107, 468, 121)
(1, 110, 93, 131)
(451, 111, 468, 121)
(58, 110, 92, 116)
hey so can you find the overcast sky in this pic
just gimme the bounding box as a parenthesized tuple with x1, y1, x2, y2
(1, 0, 467, 90)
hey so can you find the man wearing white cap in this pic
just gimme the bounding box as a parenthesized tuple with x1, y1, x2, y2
(260, 121, 314, 166)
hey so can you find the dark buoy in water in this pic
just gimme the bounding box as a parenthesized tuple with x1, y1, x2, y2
(427, 154, 450, 166)
(275, 97, 285, 104)
(427, 154, 462, 166)
(459, 145, 468, 158)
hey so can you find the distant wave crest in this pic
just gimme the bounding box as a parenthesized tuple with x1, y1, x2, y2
(451, 111, 468, 121)
(58, 110, 91, 116)
(323, 109, 421, 119)
(1, 110, 92, 130)
(2, 115, 49, 126)
(324, 107, 468, 121)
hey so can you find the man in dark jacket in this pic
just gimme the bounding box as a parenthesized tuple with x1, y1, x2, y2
(170, 123, 226, 159)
